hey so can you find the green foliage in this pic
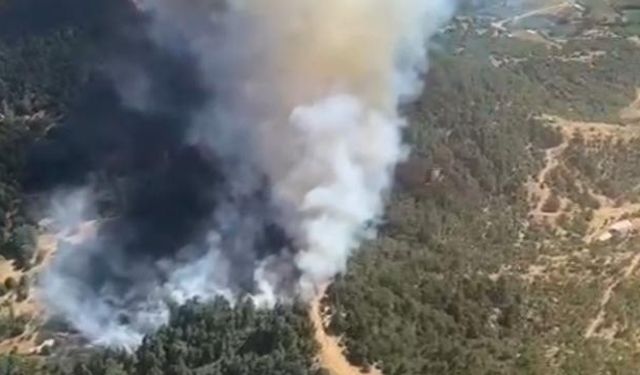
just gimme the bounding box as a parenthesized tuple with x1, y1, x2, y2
(0, 306, 27, 341)
(0, 354, 43, 375)
(328, 48, 547, 373)
(327, 24, 640, 375)
(2, 278, 15, 291)
(0, 23, 90, 267)
(0, 28, 90, 115)
(45, 298, 320, 375)
(564, 136, 640, 200)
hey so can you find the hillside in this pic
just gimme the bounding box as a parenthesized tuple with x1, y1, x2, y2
(326, 2, 640, 374)
(0, 0, 639, 374)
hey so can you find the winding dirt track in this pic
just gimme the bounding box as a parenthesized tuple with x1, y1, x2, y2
(527, 136, 568, 222)
(493, 0, 574, 29)
(584, 251, 640, 338)
(310, 286, 381, 375)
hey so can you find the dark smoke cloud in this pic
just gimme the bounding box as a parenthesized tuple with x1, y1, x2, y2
(24, 0, 453, 348)
(25, 0, 295, 347)
(0, 0, 135, 40)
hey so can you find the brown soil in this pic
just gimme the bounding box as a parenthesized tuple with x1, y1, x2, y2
(310, 285, 382, 375)
(585, 251, 640, 338)
(0, 225, 70, 355)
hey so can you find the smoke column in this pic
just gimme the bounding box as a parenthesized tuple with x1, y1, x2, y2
(31, 0, 454, 348)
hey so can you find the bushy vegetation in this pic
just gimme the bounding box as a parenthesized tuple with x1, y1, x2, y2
(0, 0, 97, 349)
(6, 299, 320, 375)
(0, 305, 28, 341)
(326, 25, 640, 375)
(565, 135, 640, 200)
(0, 28, 89, 268)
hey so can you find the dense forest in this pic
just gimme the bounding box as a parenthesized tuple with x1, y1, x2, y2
(0, 299, 321, 375)
(327, 18, 640, 375)
(0, 1, 326, 374)
(0, 0, 95, 270)
(0, 0, 102, 359)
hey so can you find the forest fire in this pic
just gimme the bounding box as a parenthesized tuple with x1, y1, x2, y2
(27, 0, 454, 348)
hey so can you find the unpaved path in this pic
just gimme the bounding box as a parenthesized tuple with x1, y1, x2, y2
(310, 285, 381, 375)
(528, 114, 640, 233)
(527, 108, 640, 338)
(493, 0, 574, 29)
(527, 137, 568, 222)
(620, 88, 640, 123)
(584, 250, 640, 338)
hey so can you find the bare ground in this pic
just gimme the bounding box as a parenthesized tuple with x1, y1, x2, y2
(493, 0, 575, 29)
(585, 250, 640, 338)
(310, 285, 382, 375)
(0, 231, 57, 354)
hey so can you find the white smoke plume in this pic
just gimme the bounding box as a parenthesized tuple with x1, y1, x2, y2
(38, 0, 455, 348)
(139, 0, 455, 294)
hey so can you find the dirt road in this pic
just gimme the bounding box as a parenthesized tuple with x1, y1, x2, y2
(310, 286, 381, 375)
(493, 0, 575, 29)
(585, 251, 640, 338)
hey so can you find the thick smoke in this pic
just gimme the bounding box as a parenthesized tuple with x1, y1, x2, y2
(29, 0, 454, 348)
